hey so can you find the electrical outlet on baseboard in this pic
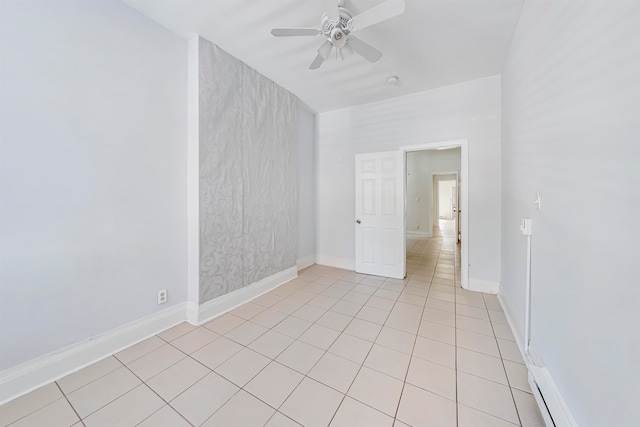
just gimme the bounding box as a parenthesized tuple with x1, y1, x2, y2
(157, 290, 167, 304)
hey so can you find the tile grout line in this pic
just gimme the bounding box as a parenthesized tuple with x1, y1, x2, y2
(306, 271, 399, 425)
(392, 238, 434, 425)
(119, 344, 197, 427)
(54, 381, 84, 427)
(488, 297, 525, 427)
(270, 271, 374, 425)
(450, 235, 461, 427)
(233, 270, 379, 426)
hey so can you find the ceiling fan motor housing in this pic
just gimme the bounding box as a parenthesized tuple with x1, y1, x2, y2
(322, 7, 353, 36)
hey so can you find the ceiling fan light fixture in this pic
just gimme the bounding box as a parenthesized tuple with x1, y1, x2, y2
(331, 28, 347, 48)
(340, 44, 353, 60)
(318, 40, 333, 59)
(386, 75, 400, 86)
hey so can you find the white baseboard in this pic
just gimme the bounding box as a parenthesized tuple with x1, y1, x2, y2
(315, 255, 355, 271)
(497, 284, 525, 348)
(188, 266, 298, 325)
(0, 303, 187, 405)
(296, 255, 316, 271)
(468, 278, 499, 294)
(406, 230, 432, 237)
(498, 284, 578, 427)
(0, 266, 299, 405)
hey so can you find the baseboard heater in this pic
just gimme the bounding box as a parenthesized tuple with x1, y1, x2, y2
(529, 367, 557, 426)
(526, 361, 577, 427)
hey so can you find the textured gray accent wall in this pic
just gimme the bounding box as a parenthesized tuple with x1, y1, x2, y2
(199, 38, 297, 303)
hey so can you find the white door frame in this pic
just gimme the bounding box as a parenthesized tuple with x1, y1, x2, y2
(400, 140, 469, 290)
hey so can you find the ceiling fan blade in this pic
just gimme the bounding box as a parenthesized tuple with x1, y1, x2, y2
(309, 54, 325, 70)
(318, 40, 333, 59)
(271, 28, 321, 37)
(346, 37, 382, 63)
(349, 0, 405, 32)
(322, 0, 339, 21)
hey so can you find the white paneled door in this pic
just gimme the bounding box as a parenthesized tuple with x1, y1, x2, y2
(355, 151, 406, 279)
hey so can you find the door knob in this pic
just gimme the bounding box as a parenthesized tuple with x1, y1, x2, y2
(356, 219, 361, 224)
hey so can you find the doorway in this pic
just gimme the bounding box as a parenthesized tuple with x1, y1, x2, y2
(402, 140, 468, 289)
(433, 173, 459, 242)
(437, 178, 456, 220)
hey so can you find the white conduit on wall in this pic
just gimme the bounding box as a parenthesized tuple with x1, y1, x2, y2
(520, 208, 576, 427)
(521, 219, 565, 427)
(524, 233, 532, 354)
(520, 219, 553, 425)
(520, 218, 533, 353)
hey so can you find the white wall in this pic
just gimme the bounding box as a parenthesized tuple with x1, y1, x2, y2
(0, 0, 188, 370)
(316, 76, 501, 282)
(297, 106, 316, 268)
(406, 149, 460, 235)
(501, 1, 640, 425)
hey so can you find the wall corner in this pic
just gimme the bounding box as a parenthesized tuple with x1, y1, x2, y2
(187, 35, 200, 307)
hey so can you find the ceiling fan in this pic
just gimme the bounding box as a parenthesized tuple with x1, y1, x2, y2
(271, 0, 406, 70)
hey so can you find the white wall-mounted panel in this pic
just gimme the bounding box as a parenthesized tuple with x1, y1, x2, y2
(198, 39, 245, 301)
(198, 39, 297, 303)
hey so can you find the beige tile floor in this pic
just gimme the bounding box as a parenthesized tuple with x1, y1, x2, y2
(1, 226, 546, 427)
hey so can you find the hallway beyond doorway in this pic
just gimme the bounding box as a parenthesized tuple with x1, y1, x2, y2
(433, 219, 456, 238)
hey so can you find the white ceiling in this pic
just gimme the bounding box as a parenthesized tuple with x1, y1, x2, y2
(122, 0, 523, 113)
